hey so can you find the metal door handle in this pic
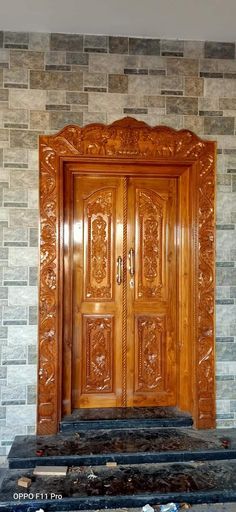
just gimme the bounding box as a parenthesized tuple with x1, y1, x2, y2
(116, 256, 122, 285)
(129, 248, 135, 276)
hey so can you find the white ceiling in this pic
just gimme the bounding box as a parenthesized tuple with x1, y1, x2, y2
(0, 0, 235, 42)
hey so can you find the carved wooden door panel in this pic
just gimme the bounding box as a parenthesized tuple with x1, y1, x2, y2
(126, 178, 177, 406)
(72, 175, 177, 408)
(72, 176, 124, 408)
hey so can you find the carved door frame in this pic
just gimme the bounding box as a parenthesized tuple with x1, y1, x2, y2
(38, 117, 216, 435)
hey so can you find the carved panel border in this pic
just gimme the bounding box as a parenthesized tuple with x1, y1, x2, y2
(38, 117, 216, 434)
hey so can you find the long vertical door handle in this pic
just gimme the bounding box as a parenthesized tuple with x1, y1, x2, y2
(129, 248, 135, 276)
(116, 256, 122, 285)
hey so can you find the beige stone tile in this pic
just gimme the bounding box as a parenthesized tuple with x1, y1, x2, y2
(9, 89, 46, 110)
(204, 78, 236, 97)
(128, 75, 161, 95)
(9, 247, 38, 266)
(10, 50, 44, 69)
(0, 129, 9, 141)
(29, 32, 50, 51)
(89, 54, 125, 73)
(167, 58, 199, 76)
(142, 95, 165, 108)
(30, 70, 83, 91)
(30, 111, 50, 130)
(218, 59, 236, 73)
(184, 77, 204, 96)
(183, 115, 204, 135)
(89, 92, 126, 112)
(108, 74, 128, 93)
(184, 40, 204, 58)
(27, 150, 38, 170)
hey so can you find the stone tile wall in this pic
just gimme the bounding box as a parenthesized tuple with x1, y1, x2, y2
(0, 31, 236, 460)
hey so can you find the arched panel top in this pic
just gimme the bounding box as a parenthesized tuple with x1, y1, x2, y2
(39, 116, 216, 164)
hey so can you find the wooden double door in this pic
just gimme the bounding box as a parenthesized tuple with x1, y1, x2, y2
(69, 174, 177, 409)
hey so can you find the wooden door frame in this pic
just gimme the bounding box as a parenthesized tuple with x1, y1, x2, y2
(38, 117, 216, 435)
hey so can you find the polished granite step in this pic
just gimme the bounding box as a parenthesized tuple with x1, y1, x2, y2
(60, 407, 193, 432)
(1, 460, 236, 511)
(8, 428, 235, 469)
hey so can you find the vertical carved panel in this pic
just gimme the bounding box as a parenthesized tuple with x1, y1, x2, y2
(85, 190, 113, 300)
(82, 316, 113, 393)
(137, 189, 165, 299)
(136, 316, 164, 391)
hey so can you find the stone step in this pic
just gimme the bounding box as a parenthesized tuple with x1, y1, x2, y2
(8, 428, 235, 469)
(60, 407, 193, 432)
(1, 460, 236, 511)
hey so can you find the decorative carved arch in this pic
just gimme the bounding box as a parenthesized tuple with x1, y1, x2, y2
(38, 117, 216, 434)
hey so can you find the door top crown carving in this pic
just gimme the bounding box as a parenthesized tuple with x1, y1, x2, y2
(41, 116, 214, 160)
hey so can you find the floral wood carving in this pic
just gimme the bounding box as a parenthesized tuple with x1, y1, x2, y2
(82, 316, 113, 393)
(137, 316, 164, 391)
(85, 190, 113, 300)
(38, 117, 215, 434)
(137, 189, 164, 299)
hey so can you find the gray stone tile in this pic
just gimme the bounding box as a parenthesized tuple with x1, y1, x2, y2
(49, 111, 83, 130)
(30, 70, 83, 91)
(217, 268, 236, 286)
(10, 130, 40, 149)
(4, 32, 29, 49)
(29, 267, 38, 286)
(50, 33, 83, 52)
(108, 74, 128, 93)
(84, 35, 107, 50)
(0, 89, 8, 102)
(167, 58, 199, 76)
(29, 228, 38, 247)
(3, 266, 28, 282)
(205, 41, 235, 59)
(109, 36, 128, 54)
(2, 345, 27, 365)
(29, 32, 50, 51)
(84, 71, 107, 89)
(66, 53, 88, 66)
(220, 98, 236, 110)
(166, 97, 198, 115)
(0, 327, 7, 339)
(9, 171, 38, 190)
(29, 306, 37, 325)
(10, 50, 44, 69)
(9, 209, 38, 227)
(28, 344, 37, 364)
(217, 342, 236, 360)
(129, 38, 160, 55)
(0, 287, 7, 300)
(3, 68, 28, 85)
(0, 248, 8, 260)
(217, 380, 236, 399)
(204, 117, 235, 135)
(0, 33, 3, 49)
(27, 384, 36, 405)
(3, 306, 27, 321)
(0, 407, 6, 420)
(66, 92, 88, 105)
